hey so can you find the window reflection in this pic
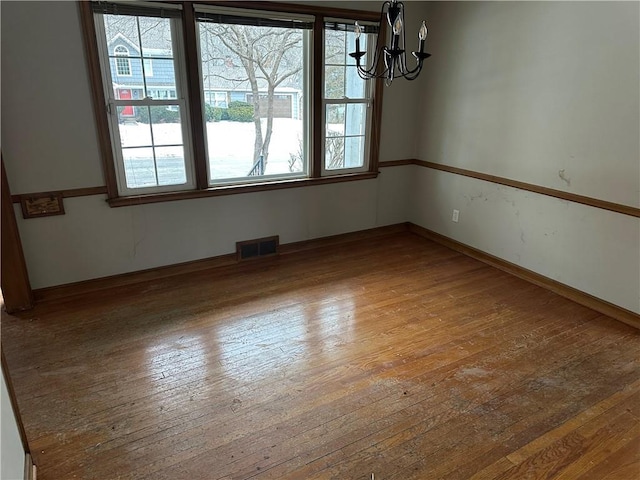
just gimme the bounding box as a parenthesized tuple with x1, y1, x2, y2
(145, 333, 208, 392)
(214, 290, 356, 382)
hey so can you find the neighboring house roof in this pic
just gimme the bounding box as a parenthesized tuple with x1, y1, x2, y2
(201, 63, 302, 94)
(109, 33, 139, 52)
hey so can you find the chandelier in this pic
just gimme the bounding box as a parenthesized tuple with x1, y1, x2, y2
(349, 0, 430, 85)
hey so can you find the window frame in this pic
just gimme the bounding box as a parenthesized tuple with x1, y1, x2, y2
(194, 6, 313, 186)
(322, 97, 373, 176)
(93, 6, 196, 196)
(80, 1, 385, 207)
(322, 18, 377, 177)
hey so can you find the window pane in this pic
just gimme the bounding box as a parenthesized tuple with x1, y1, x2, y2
(325, 133, 345, 170)
(104, 15, 141, 52)
(148, 106, 183, 146)
(325, 65, 345, 99)
(198, 21, 307, 182)
(325, 29, 346, 65)
(147, 59, 176, 89)
(344, 66, 366, 99)
(324, 135, 365, 170)
(117, 106, 152, 146)
(326, 104, 345, 128)
(344, 136, 365, 168)
(345, 103, 366, 136)
(155, 146, 187, 185)
(139, 17, 173, 58)
(123, 147, 157, 188)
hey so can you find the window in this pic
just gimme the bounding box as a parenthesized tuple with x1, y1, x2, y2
(203, 91, 228, 108)
(143, 58, 153, 77)
(196, 6, 312, 183)
(83, 2, 382, 204)
(324, 20, 375, 173)
(113, 45, 131, 76)
(146, 89, 176, 100)
(93, 3, 194, 194)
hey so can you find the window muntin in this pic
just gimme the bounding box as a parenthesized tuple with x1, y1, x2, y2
(94, 6, 195, 195)
(323, 21, 375, 174)
(196, 7, 312, 185)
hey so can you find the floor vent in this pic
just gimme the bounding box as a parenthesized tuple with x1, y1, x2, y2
(236, 235, 279, 261)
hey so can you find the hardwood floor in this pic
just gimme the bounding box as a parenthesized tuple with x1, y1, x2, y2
(2, 231, 639, 479)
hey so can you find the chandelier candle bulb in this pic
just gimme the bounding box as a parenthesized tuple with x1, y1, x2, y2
(393, 17, 402, 36)
(419, 21, 428, 52)
(419, 21, 428, 41)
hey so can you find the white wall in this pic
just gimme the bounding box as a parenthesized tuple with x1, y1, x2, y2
(1, 2, 104, 194)
(1, 1, 416, 289)
(13, 175, 411, 288)
(418, 1, 639, 206)
(1, 365, 25, 480)
(409, 168, 640, 313)
(412, 1, 640, 313)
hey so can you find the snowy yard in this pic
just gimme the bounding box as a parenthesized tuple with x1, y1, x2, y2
(118, 118, 305, 187)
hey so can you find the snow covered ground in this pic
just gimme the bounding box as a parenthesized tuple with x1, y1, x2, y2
(118, 118, 305, 188)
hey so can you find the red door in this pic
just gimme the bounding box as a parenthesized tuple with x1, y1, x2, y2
(118, 89, 134, 116)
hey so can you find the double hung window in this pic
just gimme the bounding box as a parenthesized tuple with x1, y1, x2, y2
(85, 1, 382, 204)
(93, 2, 194, 194)
(324, 20, 376, 174)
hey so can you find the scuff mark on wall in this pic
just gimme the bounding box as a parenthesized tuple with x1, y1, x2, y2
(463, 192, 488, 204)
(558, 169, 571, 187)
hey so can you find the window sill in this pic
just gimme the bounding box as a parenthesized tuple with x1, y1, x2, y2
(106, 171, 379, 207)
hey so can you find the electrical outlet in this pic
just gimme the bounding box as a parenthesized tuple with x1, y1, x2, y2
(452, 209, 459, 223)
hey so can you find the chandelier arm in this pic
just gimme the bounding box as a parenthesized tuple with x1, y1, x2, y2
(398, 1, 409, 76)
(402, 64, 423, 80)
(353, 45, 387, 79)
(394, 49, 428, 79)
(355, 53, 381, 78)
(358, 35, 384, 77)
(354, 45, 390, 80)
(398, 46, 408, 76)
(355, 1, 390, 78)
(399, 57, 425, 80)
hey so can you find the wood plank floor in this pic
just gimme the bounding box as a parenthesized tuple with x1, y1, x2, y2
(2, 232, 639, 480)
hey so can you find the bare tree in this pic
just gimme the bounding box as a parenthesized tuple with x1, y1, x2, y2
(289, 132, 344, 171)
(104, 16, 172, 52)
(200, 23, 303, 169)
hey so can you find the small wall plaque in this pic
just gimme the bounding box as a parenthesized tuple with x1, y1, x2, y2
(20, 193, 65, 219)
